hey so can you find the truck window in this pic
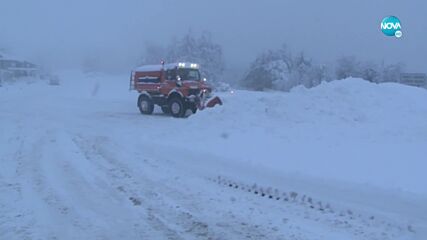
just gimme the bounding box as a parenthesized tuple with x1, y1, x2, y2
(138, 76, 160, 83)
(178, 69, 201, 81)
(166, 69, 177, 81)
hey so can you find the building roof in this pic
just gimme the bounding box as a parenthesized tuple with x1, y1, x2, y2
(0, 51, 29, 62)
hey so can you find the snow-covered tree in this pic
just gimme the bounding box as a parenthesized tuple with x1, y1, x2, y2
(167, 31, 225, 84)
(381, 63, 404, 83)
(241, 45, 325, 91)
(240, 65, 275, 91)
(241, 46, 294, 91)
(335, 56, 361, 79)
(360, 61, 380, 83)
(310, 64, 331, 85)
(335, 57, 404, 83)
(292, 52, 314, 88)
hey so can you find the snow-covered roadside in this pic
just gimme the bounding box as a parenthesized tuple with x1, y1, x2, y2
(1, 71, 426, 239)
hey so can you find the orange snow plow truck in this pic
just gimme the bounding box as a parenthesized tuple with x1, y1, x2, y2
(130, 62, 222, 118)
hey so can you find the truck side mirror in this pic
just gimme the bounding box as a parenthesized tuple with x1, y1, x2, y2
(176, 75, 182, 87)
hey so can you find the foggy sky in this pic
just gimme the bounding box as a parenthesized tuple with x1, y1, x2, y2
(1, 0, 426, 72)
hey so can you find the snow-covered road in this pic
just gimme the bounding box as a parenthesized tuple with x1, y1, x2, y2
(1, 72, 426, 239)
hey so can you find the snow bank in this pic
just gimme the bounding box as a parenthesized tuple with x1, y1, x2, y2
(187, 79, 427, 195)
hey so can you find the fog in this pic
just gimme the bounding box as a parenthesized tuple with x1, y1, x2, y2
(1, 0, 426, 73)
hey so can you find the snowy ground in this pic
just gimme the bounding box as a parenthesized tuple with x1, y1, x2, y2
(1, 71, 426, 240)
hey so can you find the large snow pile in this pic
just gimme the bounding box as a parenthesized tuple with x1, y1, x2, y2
(190, 79, 427, 195)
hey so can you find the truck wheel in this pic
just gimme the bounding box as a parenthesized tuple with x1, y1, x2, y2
(161, 106, 170, 115)
(138, 95, 154, 115)
(168, 97, 186, 118)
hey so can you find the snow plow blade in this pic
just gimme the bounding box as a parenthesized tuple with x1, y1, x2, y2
(206, 96, 223, 108)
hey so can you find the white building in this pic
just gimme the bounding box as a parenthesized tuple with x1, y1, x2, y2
(0, 53, 39, 81)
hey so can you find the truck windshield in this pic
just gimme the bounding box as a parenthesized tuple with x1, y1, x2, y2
(178, 68, 201, 81)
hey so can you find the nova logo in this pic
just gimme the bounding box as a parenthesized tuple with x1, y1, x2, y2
(381, 16, 402, 38)
(381, 22, 401, 30)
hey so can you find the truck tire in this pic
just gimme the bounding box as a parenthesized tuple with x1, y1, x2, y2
(168, 97, 186, 118)
(138, 95, 154, 115)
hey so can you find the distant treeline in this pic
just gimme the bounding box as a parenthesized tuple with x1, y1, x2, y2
(138, 31, 404, 91)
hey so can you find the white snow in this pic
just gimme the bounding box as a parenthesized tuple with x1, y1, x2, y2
(1, 72, 426, 239)
(134, 62, 199, 72)
(134, 64, 164, 72)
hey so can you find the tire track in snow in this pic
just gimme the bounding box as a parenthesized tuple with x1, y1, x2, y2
(72, 134, 285, 240)
(72, 135, 199, 239)
(208, 176, 414, 240)
(29, 129, 166, 239)
(0, 125, 36, 240)
(23, 129, 94, 239)
(73, 135, 228, 239)
(5, 127, 125, 239)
